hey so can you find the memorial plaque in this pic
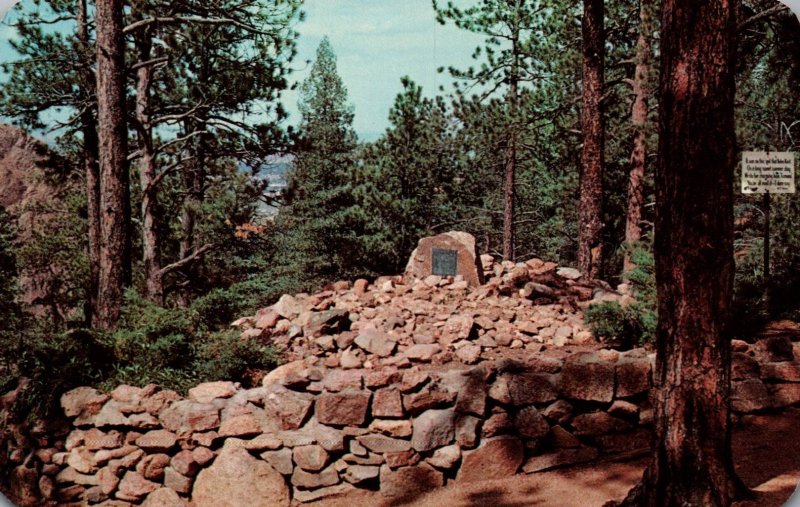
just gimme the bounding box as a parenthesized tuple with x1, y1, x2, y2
(742, 151, 795, 194)
(432, 248, 458, 277)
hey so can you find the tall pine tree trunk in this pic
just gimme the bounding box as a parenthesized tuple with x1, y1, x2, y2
(502, 8, 521, 263)
(95, 0, 130, 330)
(135, 34, 164, 305)
(617, 1, 748, 505)
(578, 0, 605, 279)
(78, 0, 100, 326)
(502, 82, 517, 262)
(623, 0, 651, 274)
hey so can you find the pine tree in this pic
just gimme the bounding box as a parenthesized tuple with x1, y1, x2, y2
(616, 0, 747, 504)
(434, 0, 550, 261)
(278, 36, 360, 285)
(578, 0, 605, 279)
(357, 77, 458, 272)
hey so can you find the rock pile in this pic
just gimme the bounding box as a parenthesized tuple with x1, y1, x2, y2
(233, 255, 626, 370)
(4, 334, 797, 506)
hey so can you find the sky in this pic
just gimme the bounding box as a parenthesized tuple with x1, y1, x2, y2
(0, 0, 486, 142)
(282, 0, 484, 140)
(1, 0, 799, 140)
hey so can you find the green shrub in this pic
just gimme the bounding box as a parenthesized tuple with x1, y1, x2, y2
(100, 291, 281, 392)
(585, 245, 657, 348)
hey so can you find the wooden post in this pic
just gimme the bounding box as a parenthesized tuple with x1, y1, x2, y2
(764, 191, 771, 309)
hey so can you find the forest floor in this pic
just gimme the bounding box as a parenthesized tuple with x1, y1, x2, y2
(310, 407, 800, 507)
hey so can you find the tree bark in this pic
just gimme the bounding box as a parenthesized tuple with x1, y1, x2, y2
(135, 33, 164, 305)
(95, 0, 130, 331)
(176, 123, 206, 307)
(623, 0, 651, 274)
(502, 3, 521, 262)
(503, 88, 517, 262)
(578, 0, 605, 280)
(78, 0, 100, 326)
(616, 1, 748, 505)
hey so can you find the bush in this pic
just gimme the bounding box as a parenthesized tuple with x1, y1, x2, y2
(101, 291, 281, 393)
(585, 245, 657, 348)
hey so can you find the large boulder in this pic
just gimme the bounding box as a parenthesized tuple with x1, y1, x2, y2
(192, 447, 289, 507)
(405, 232, 485, 287)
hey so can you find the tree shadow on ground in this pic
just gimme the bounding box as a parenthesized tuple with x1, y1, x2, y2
(733, 407, 800, 507)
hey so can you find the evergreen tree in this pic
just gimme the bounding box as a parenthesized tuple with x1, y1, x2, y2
(433, 0, 550, 261)
(356, 78, 459, 272)
(278, 36, 361, 285)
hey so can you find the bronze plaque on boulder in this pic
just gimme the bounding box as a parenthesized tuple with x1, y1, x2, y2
(432, 248, 458, 277)
(405, 231, 485, 287)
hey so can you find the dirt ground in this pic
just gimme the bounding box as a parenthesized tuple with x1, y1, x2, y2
(312, 408, 800, 507)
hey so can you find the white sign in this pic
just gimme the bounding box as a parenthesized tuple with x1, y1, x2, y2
(741, 151, 795, 194)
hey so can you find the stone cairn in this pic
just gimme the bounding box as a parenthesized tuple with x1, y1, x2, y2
(2, 234, 799, 506)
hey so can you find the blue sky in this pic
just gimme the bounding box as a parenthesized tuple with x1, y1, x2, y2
(285, 0, 484, 140)
(0, 0, 485, 142)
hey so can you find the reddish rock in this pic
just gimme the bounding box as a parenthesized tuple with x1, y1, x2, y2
(218, 414, 261, 438)
(482, 411, 513, 438)
(291, 465, 340, 489)
(357, 434, 411, 453)
(365, 368, 402, 388)
(316, 391, 371, 427)
(192, 447, 289, 507)
(769, 383, 800, 408)
(142, 488, 186, 507)
(558, 362, 615, 402)
(760, 362, 800, 382)
(455, 415, 481, 449)
(731, 379, 771, 413)
(117, 471, 159, 500)
(188, 382, 237, 404)
(542, 400, 574, 425)
(293, 445, 329, 472)
(522, 447, 598, 473)
(379, 463, 444, 499)
(753, 336, 795, 363)
(571, 412, 632, 437)
(373, 389, 404, 418)
(384, 449, 420, 469)
(170, 450, 199, 477)
(400, 370, 430, 393)
(503, 372, 558, 405)
(732, 353, 761, 381)
(370, 419, 413, 437)
(321, 370, 363, 392)
(411, 408, 455, 452)
(135, 430, 177, 453)
(158, 401, 220, 436)
(262, 385, 314, 431)
(191, 447, 215, 467)
(515, 406, 551, 439)
(353, 279, 369, 295)
(83, 429, 124, 451)
(615, 358, 652, 398)
(60, 387, 109, 419)
(453, 369, 488, 417)
(402, 388, 455, 415)
(136, 454, 170, 481)
(458, 437, 524, 483)
(343, 464, 380, 484)
(163, 467, 192, 495)
(67, 448, 97, 474)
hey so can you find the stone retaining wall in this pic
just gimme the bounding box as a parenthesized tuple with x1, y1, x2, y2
(3, 335, 800, 507)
